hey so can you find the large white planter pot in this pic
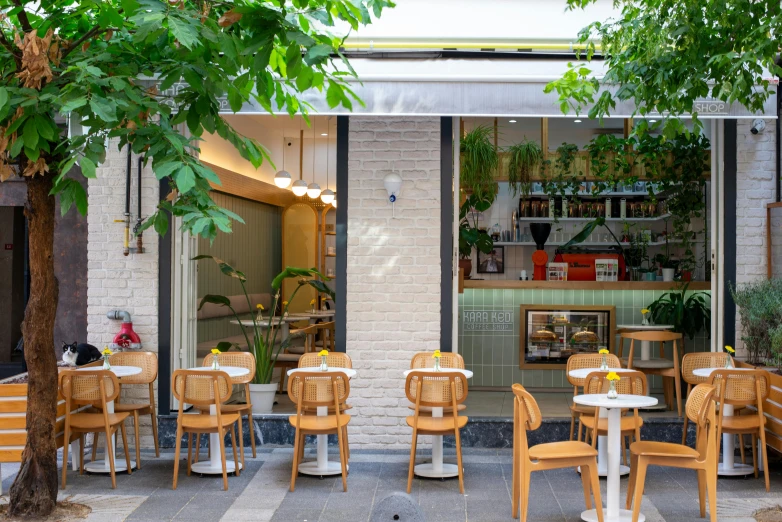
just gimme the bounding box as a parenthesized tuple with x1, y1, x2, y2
(249, 383, 277, 414)
(662, 268, 675, 282)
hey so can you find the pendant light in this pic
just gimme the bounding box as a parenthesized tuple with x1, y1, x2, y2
(291, 126, 308, 196)
(320, 120, 335, 204)
(306, 124, 321, 199)
(273, 137, 292, 188)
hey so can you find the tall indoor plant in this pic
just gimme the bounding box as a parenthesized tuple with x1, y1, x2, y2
(646, 283, 711, 354)
(730, 279, 782, 365)
(461, 125, 499, 198)
(459, 193, 494, 278)
(195, 256, 334, 412)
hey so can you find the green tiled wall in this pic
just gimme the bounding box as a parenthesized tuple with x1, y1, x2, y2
(459, 288, 711, 389)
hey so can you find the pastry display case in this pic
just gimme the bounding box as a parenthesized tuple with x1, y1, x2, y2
(520, 305, 616, 368)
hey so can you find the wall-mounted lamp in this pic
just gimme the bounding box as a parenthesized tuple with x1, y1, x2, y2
(384, 172, 402, 217)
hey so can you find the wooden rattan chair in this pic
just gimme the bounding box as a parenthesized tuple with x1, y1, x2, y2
(405, 371, 468, 494)
(566, 353, 621, 441)
(172, 370, 240, 491)
(681, 352, 731, 445)
(627, 384, 719, 522)
(200, 351, 255, 463)
(287, 371, 351, 492)
(580, 370, 647, 464)
(709, 369, 771, 491)
(621, 330, 683, 417)
(408, 352, 467, 416)
(298, 351, 352, 455)
(92, 351, 159, 470)
(511, 384, 603, 522)
(60, 370, 132, 489)
(313, 321, 335, 351)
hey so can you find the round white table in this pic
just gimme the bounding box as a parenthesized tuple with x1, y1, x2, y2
(568, 367, 640, 478)
(617, 324, 674, 361)
(286, 367, 356, 476)
(574, 393, 658, 522)
(290, 311, 335, 324)
(693, 366, 756, 476)
(402, 368, 473, 479)
(76, 365, 142, 474)
(187, 366, 250, 475)
(231, 317, 298, 343)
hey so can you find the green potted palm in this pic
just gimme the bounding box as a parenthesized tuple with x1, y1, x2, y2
(646, 283, 711, 354)
(195, 256, 334, 413)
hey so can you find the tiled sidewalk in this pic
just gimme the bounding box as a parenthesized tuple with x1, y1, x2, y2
(1, 447, 780, 521)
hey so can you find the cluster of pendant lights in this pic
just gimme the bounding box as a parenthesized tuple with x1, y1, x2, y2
(273, 119, 337, 207)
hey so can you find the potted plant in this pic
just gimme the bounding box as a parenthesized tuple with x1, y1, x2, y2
(506, 139, 542, 198)
(654, 237, 678, 282)
(459, 193, 494, 278)
(461, 125, 499, 199)
(646, 283, 711, 354)
(730, 279, 782, 366)
(195, 256, 334, 413)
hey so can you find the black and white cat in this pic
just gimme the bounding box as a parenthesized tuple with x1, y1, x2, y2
(62, 342, 102, 366)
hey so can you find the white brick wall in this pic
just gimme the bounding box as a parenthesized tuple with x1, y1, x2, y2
(346, 117, 441, 448)
(88, 139, 160, 448)
(734, 119, 779, 356)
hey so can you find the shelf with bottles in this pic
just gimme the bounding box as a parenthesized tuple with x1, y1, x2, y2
(512, 214, 671, 223)
(493, 238, 704, 248)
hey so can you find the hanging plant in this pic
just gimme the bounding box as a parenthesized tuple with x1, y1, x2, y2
(460, 125, 499, 199)
(506, 139, 542, 198)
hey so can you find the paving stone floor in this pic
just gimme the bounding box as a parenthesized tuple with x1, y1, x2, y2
(1, 446, 781, 521)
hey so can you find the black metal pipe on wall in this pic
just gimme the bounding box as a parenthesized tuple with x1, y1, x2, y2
(335, 116, 349, 353)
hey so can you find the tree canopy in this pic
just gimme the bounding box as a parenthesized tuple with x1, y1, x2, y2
(546, 0, 782, 137)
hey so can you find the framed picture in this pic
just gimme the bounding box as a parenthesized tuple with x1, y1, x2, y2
(477, 246, 504, 274)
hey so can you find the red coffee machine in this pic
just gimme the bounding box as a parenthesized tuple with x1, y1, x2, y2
(530, 223, 552, 281)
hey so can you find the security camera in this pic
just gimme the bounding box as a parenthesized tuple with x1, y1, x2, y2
(751, 119, 766, 135)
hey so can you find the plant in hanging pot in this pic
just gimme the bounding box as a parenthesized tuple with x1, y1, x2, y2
(506, 139, 542, 199)
(459, 193, 494, 278)
(195, 256, 334, 414)
(460, 125, 499, 199)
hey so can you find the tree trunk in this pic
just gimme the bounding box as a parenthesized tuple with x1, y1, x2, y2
(9, 174, 59, 517)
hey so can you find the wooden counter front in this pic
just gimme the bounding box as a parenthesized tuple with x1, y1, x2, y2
(463, 280, 711, 291)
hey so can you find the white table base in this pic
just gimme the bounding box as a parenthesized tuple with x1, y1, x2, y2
(191, 404, 243, 475)
(85, 400, 136, 474)
(579, 405, 630, 478)
(582, 508, 642, 522)
(298, 406, 344, 477)
(413, 407, 460, 479)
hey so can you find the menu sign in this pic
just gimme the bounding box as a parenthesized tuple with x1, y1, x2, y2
(462, 310, 514, 332)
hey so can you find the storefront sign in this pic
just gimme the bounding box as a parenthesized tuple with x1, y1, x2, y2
(462, 310, 514, 332)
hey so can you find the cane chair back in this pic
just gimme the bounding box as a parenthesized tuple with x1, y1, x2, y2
(410, 352, 465, 370)
(172, 370, 232, 409)
(566, 353, 621, 387)
(513, 384, 542, 432)
(202, 352, 255, 384)
(287, 372, 350, 409)
(682, 353, 731, 385)
(60, 370, 119, 407)
(405, 371, 468, 409)
(299, 352, 352, 369)
(709, 369, 769, 408)
(687, 383, 717, 430)
(107, 352, 158, 384)
(584, 370, 648, 396)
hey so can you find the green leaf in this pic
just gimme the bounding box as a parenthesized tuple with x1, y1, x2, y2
(198, 294, 231, 310)
(0, 87, 9, 111)
(22, 119, 38, 150)
(154, 211, 169, 236)
(174, 165, 196, 193)
(153, 161, 180, 180)
(89, 96, 117, 122)
(80, 156, 97, 178)
(168, 16, 199, 50)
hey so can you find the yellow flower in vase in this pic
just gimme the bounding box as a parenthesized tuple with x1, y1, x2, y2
(725, 345, 735, 354)
(598, 348, 609, 355)
(598, 347, 609, 370)
(310, 299, 317, 312)
(210, 348, 221, 370)
(256, 303, 265, 321)
(102, 347, 112, 370)
(282, 301, 289, 317)
(606, 372, 620, 381)
(432, 350, 442, 371)
(319, 349, 329, 371)
(641, 308, 652, 326)
(724, 345, 735, 368)
(606, 371, 620, 399)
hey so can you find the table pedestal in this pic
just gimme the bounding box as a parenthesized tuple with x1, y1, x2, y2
(581, 406, 630, 478)
(582, 408, 642, 522)
(413, 407, 459, 478)
(191, 404, 242, 475)
(716, 404, 753, 476)
(298, 406, 344, 476)
(85, 400, 136, 473)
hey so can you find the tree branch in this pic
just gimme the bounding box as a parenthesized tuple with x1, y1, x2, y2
(61, 26, 108, 60)
(11, 0, 32, 33)
(0, 29, 21, 69)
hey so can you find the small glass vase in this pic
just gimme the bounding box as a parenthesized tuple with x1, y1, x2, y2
(725, 356, 733, 369)
(641, 314, 650, 326)
(320, 356, 328, 372)
(257, 312, 264, 322)
(600, 354, 608, 371)
(311, 306, 316, 314)
(607, 380, 618, 399)
(103, 357, 111, 371)
(212, 358, 220, 371)
(434, 358, 441, 372)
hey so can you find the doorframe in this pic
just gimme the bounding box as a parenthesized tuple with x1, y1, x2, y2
(158, 178, 172, 415)
(440, 117, 454, 352)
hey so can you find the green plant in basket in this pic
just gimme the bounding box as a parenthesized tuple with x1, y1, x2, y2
(194, 256, 334, 384)
(506, 139, 542, 198)
(460, 125, 499, 199)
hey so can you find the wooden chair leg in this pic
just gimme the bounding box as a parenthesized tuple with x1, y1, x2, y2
(248, 411, 257, 458)
(577, 419, 584, 442)
(91, 432, 99, 462)
(290, 428, 301, 492)
(193, 433, 200, 464)
(79, 435, 85, 475)
(149, 383, 160, 457)
(454, 427, 465, 495)
(61, 424, 70, 489)
(407, 429, 418, 494)
(587, 463, 604, 522)
(173, 426, 182, 489)
(108, 429, 118, 489)
(512, 428, 519, 519)
(298, 431, 305, 465)
(738, 433, 746, 465)
(626, 452, 638, 510)
(336, 422, 348, 492)
(120, 423, 132, 476)
(673, 369, 683, 417)
(696, 469, 706, 518)
(759, 427, 770, 492)
(706, 462, 718, 522)
(237, 415, 245, 468)
(187, 433, 193, 476)
(752, 434, 758, 478)
(631, 460, 648, 522)
(520, 469, 531, 522)
(218, 427, 229, 491)
(580, 461, 593, 510)
(569, 413, 576, 441)
(133, 411, 141, 470)
(230, 425, 240, 477)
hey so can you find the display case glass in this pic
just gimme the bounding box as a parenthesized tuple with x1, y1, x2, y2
(519, 305, 616, 368)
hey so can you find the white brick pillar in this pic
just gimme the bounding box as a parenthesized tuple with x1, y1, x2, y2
(346, 117, 442, 448)
(734, 119, 778, 356)
(88, 139, 160, 448)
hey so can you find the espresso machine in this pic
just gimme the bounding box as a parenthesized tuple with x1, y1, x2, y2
(530, 223, 552, 280)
